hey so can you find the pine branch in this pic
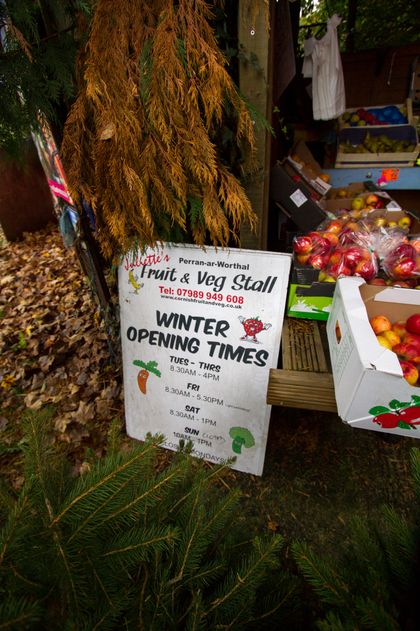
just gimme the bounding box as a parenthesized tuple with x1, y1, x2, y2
(380, 505, 416, 589)
(52, 440, 160, 526)
(0, 409, 300, 628)
(292, 542, 352, 610)
(185, 591, 207, 631)
(0, 596, 42, 630)
(0, 494, 30, 568)
(340, 516, 392, 605)
(205, 536, 283, 618)
(316, 610, 353, 631)
(103, 526, 180, 564)
(353, 595, 399, 630)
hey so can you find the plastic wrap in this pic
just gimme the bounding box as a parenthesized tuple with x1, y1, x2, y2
(325, 231, 379, 280)
(381, 241, 419, 281)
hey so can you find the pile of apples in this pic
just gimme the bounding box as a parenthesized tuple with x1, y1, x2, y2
(341, 105, 407, 127)
(292, 194, 419, 285)
(370, 313, 420, 386)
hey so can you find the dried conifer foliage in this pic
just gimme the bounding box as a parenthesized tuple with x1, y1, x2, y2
(62, 0, 258, 260)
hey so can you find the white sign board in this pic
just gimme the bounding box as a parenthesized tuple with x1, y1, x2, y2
(119, 244, 291, 475)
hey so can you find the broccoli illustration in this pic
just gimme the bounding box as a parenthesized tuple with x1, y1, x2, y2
(229, 427, 255, 454)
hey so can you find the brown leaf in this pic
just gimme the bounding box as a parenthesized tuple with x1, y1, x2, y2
(24, 393, 44, 410)
(75, 400, 95, 424)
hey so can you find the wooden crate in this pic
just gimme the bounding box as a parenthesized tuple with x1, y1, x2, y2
(335, 152, 419, 168)
(267, 319, 337, 413)
(335, 124, 420, 168)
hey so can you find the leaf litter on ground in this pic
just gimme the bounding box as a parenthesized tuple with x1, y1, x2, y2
(0, 224, 125, 486)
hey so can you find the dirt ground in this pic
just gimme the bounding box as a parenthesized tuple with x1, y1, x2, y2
(236, 405, 417, 556)
(1, 224, 418, 556)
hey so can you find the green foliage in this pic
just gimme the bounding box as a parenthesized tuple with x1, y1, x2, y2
(0, 408, 300, 629)
(293, 448, 420, 630)
(300, 0, 420, 52)
(0, 0, 89, 159)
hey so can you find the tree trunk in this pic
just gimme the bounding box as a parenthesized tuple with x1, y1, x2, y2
(345, 0, 358, 52)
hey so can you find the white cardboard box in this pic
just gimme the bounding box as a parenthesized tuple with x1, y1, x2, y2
(327, 278, 420, 437)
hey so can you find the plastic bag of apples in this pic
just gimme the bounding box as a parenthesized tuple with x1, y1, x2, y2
(380, 239, 420, 283)
(325, 230, 379, 281)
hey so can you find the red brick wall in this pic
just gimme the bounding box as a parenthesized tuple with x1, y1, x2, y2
(0, 142, 56, 241)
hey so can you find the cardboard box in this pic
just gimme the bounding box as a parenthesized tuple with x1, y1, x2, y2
(326, 182, 367, 199)
(336, 124, 420, 168)
(321, 190, 394, 214)
(270, 141, 332, 232)
(287, 264, 335, 321)
(287, 140, 332, 196)
(270, 162, 328, 232)
(327, 277, 420, 437)
(321, 202, 420, 235)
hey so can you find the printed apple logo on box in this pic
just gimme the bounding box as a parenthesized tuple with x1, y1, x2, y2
(370, 396, 420, 430)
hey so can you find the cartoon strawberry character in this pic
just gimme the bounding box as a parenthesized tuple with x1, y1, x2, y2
(239, 316, 271, 343)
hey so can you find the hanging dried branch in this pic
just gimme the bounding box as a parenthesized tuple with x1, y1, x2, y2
(62, 0, 258, 260)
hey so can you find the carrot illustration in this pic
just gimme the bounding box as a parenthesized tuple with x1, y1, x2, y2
(133, 360, 161, 394)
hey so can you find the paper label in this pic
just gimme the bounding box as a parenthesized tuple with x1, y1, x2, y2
(290, 189, 307, 208)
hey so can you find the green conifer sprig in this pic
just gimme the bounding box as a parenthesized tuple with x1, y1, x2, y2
(293, 448, 420, 630)
(0, 409, 299, 629)
(380, 504, 417, 589)
(0, 1, 89, 159)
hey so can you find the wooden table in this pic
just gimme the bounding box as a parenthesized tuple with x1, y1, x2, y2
(267, 318, 338, 413)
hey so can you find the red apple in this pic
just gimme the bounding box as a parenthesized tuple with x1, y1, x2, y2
(328, 262, 352, 278)
(391, 244, 416, 260)
(370, 315, 392, 335)
(307, 231, 322, 243)
(293, 235, 313, 254)
(296, 253, 311, 265)
(404, 333, 420, 351)
(368, 278, 387, 286)
(406, 314, 420, 335)
(391, 257, 416, 280)
(382, 330, 401, 347)
(322, 232, 339, 247)
(365, 193, 379, 206)
(313, 237, 332, 256)
(329, 250, 343, 265)
(342, 246, 364, 269)
(325, 220, 343, 235)
(392, 321, 407, 339)
(354, 259, 377, 281)
(399, 360, 419, 385)
(394, 343, 420, 364)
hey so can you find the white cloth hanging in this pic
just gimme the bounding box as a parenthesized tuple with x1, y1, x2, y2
(304, 14, 346, 120)
(302, 36, 314, 78)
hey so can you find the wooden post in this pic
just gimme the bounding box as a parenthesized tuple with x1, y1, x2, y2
(238, 0, 273, 250)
